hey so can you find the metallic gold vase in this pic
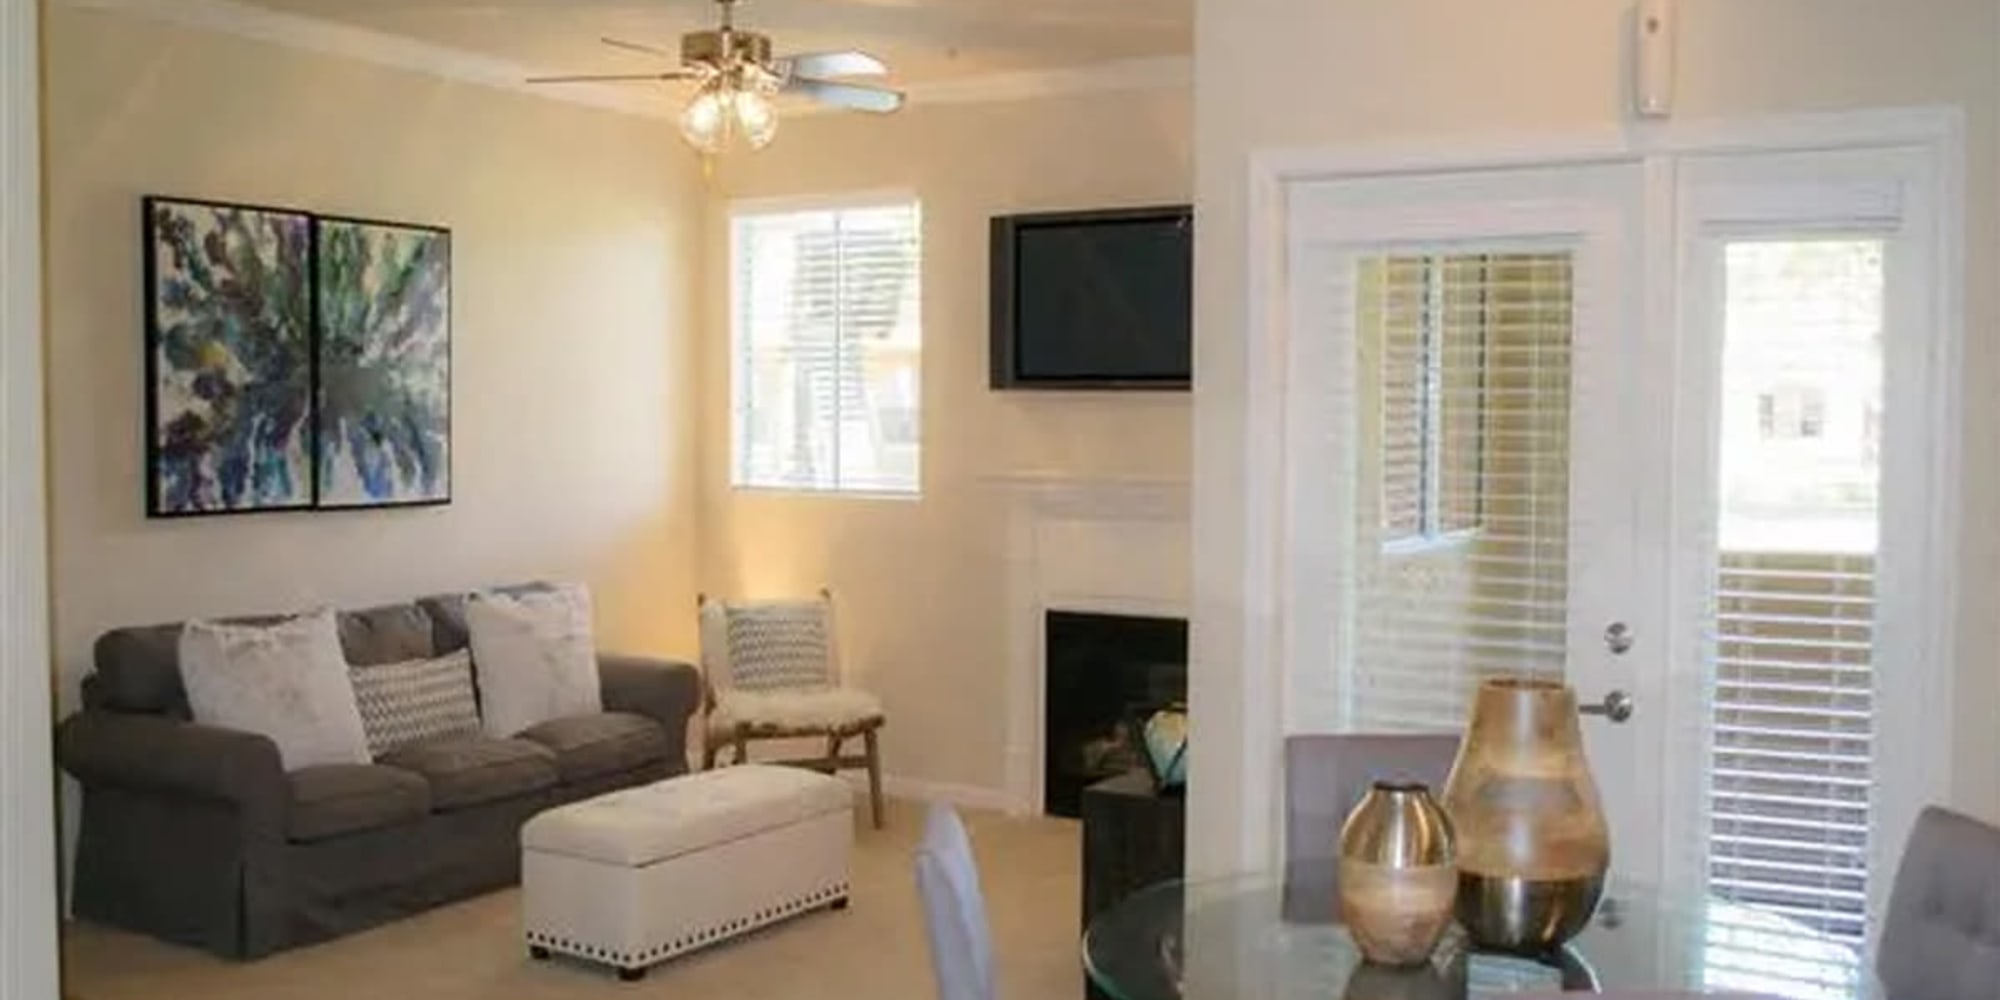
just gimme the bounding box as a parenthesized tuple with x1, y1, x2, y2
(1337, 781, 1458, 966)
(1442, 678, 1609, 954)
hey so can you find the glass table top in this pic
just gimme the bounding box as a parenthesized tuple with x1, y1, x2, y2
(1082, 875, 1880, 1000)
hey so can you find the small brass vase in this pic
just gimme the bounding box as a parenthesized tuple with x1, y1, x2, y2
(1443, 678, 1610, 954)
(1337, 781, 1458, 966)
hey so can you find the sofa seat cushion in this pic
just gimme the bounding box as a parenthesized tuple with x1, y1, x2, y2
(288, 764, 430, 843)
(380, 738, 558, 811)
(518, 713, 668, 783)
(522, 764, 851, 867)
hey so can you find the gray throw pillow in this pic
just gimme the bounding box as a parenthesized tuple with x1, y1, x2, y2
(179, 609, 371, 771)
(351, 649, 482, 758)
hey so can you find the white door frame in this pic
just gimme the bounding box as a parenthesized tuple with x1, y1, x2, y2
(1225, 106, 1964, 879)
(1279, 162, 1665, 888)
(1, 0, 58, 997)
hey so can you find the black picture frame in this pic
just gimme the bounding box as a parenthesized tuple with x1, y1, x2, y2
(310, 213, 454, 512)
(142, 195, 455, 519)
(143, 195, 317, 519)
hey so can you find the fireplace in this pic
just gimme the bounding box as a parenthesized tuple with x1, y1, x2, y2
(1042, 610, 1188, 818)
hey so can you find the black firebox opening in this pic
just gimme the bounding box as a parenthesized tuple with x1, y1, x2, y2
(1043, 610, 1188, 819)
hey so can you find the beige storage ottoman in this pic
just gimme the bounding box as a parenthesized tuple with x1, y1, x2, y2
(522, 764, 854, 981)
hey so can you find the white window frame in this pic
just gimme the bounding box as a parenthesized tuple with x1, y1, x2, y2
(727, 191, 923, 498)
(1667, 145, 1954, 938)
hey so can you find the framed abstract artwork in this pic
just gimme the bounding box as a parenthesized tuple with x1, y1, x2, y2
(313, 216, 452, 509)
(144, 197, 316, 517)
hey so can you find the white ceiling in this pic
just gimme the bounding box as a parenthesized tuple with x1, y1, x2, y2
(227, 0, 1192, 104)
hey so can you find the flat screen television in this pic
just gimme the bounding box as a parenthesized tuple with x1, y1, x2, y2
(990, 205, 1193, 390)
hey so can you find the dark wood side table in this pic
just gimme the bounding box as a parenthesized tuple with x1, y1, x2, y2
(1080, 770, 1185, 1000)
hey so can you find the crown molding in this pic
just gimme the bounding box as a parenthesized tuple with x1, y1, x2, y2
(59, 0, 675, 119)
(58, 0, 1189, 119)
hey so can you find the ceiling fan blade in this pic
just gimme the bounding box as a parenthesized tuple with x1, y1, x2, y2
(777, 50, 889, 79)
(600, 36, 677, 60)
(525, 72, 695, 84)
(783, 77, 905, 114)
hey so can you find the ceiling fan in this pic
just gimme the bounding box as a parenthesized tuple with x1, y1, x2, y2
(526, 0, 905, 154)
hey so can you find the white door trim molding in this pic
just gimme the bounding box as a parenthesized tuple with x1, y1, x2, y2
(1233, 105, 1965, 875)
(1, 0, 59, 995)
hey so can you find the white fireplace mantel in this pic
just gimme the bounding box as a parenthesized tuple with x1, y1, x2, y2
(987, 473, 1191, 815)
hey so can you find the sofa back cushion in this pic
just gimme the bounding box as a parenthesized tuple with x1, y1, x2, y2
(419, 582, 557, 655)
(92, 602, 440, 717)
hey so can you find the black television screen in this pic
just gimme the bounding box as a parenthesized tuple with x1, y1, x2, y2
(990, 206, 1193, 389)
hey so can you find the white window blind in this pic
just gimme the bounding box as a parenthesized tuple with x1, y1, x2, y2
(1347, 252, 1574, 730)
(731, 201, 922, 494)
(1705, 240, 1885, 947)
(1380, 258, 1487, 546)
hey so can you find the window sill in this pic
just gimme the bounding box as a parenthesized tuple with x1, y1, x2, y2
(730, 485, 922, 503)
(1381, 529, 1480, 557)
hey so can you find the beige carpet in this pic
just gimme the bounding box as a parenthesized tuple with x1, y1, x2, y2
(64, 800, 1082, 1000)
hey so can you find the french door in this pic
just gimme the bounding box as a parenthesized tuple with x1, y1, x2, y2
(1280, 140, 1951, 973)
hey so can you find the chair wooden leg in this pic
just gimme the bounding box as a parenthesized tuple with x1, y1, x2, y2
(733, 733, 749, 766)
(824, 734, 844, 776)
(863, 727, 884, 830)
(702, 736, 720, 771)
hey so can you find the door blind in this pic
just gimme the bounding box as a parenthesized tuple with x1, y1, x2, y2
(731, 202, 922, 494)
(1704, 240, 1885, 946)
(1345, 252, 1576, 731)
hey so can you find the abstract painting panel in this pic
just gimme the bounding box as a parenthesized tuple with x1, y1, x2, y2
(145, 197, 314, 516)
(315, 217, 452, 509)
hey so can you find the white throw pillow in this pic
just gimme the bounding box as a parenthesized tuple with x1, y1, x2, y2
(465, 584, 601, 738)
(178, 609, 371, 771)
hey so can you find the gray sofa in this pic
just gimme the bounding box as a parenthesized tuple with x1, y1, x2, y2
(56, 589, 702, 960)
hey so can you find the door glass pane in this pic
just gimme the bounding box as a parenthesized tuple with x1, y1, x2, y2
(1704, 240, 1883, 963)
(1344, 251, 1575, 731)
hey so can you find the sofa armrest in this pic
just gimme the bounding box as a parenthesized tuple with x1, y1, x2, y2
(57, 710, 287, 839)
(598, 654, 701, 767)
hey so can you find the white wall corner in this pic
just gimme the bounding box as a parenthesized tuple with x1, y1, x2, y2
(2, 0, 59, 994)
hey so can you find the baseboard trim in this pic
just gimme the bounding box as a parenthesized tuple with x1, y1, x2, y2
(843, 773, 1014, 814)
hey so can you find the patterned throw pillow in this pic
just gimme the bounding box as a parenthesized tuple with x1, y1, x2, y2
(350, 650, 482, 758)
(722, 602, 833, 691)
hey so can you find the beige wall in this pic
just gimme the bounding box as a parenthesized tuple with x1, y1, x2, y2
(701, 90, 1193, 795)
(43, 4, 708, 710)
(1189, 0, 2000, 875)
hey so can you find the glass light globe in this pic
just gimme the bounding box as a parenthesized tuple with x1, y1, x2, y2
(679, 88, 730, 154)
(734, 88, 779, 149)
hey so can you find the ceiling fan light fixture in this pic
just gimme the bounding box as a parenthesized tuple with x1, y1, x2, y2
(733, 87, 780, 150)
(678, 84, 731, 154)
(679, 74, 779, 154)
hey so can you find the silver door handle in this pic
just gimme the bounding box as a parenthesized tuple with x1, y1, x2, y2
(1579, 690, 1634, 724)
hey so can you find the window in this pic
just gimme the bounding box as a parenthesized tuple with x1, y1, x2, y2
(1708, 239, 1886, 948)
(1378, 256, 1491, 548)
(731, 201, 922, 494)
(1346, 248, 1574, 731)
(1757, 384, 1828, 441)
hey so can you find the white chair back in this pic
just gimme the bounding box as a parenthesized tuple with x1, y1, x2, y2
(914, 804, 998, 1000)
